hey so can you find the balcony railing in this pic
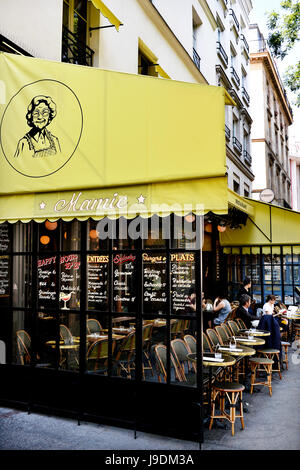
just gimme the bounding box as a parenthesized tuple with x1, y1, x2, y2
(242, 87, 250, 105)
(233, 137, 242, 154)
(62, 26, 94, 67)
(243, 150, 252, 165)
(217, 41, 228, 66)
(193, 48, 201, 71)
(229, 9, 240, 32)
(240, 34, 249, 53)
(230, 66, 240, 87)
(225, 125, 231, 141)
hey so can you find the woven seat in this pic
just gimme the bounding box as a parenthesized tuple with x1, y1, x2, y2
(257, 348, 281, 380)
(209, 381, 245, 436)
(249, 357, 274, 396)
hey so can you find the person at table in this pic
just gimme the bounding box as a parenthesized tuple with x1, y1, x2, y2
(263, 295, 276, 315)
(235, 294, 257, 329)
(213, 291, 231, 325)
(237, 277, 252, 300)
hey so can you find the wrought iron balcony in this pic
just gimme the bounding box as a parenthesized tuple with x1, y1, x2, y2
(240, 34, 249, 53)
(229, 9, 240, 32)
(243, 150, 252, 165)
(242, 87, 250, 105)
(233, 137, 242, 154)
(217, 41, 228, 66)
(230, 66, 240, 87)
(62, 26, 94, 67)
(193, 48, 201, 71)
(225, 125, 231, 141)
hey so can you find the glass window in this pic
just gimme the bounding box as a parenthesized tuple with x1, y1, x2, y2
(143, 216, 168, 250)
(0, 223, 11, 253)
(59, 254, 81, 310)
(59, 313, 80, 371)
(38, 255, 57, 310)
(112, 218, 137, 250)
(170, 252, 196, 315)
(13, 222, 32, 252)
(61, 220, 81, 251)
(87, 219, 110, 251)
(0, 254, 10, 306)
(13, 311, 33, 365)
(39, 221, 59, 252)
(87, 254, 109, 311)
(110, 315, 136, 379)
(112, 252, 137, 313)
(13, 256, 32, 308)
(252, 285, 262, 303)
(143, 252, 167, 314)
(171, 215, 198, 249)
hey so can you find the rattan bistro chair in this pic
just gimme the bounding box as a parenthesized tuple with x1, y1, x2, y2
(215, 325, 229, 345)
(171, 338, 196, 378)
(236, 318, 247, 330)
(86, 338, 116, 374)
(206, 328, 222, 349)
(142, 323, 154, 378)
(203, 332, 213, 353)
(183, 335, 197, 354)
(227, 321, 241, 337)
(154, 344, 183, 383)
(87, 319, 103, 335)
(16, 330, 31, 365)
(114, 331, 136, 379)
(60, 324, 75, 344)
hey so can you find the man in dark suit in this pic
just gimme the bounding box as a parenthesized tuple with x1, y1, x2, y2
(235, 294, 257, 329)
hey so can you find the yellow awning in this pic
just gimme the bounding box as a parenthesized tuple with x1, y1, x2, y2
(0, 176, 228, 224)
(228, 189, 254, 216)
(90, 0, 122, 31)
(220, 198, 300, 246)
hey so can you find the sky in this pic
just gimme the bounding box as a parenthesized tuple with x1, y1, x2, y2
(250, 0, 300, 139)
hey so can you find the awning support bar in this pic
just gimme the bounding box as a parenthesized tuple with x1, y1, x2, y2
(89, 24, 123, 31)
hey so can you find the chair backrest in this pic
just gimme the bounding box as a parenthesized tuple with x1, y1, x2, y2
(87, 319, 102, 335)
(225, 307, 237, 322)
(215, 325, 228, 345)
(116, 331, 136, 355)
(16, 330, 31, 365)
(154, 344, 183, 382)
(236, 318, 247, 330)
(60, 324, 73, 344)
(221, 322, 232, 338)
(206, 328, 221, 348)
(202, 332, 212, 353)
(171, 339, 190, 364)
(227, 320, 240, 336)
(142, 323, 153, 344)
(183, 335, 196, 354)
(86, 339, 116, 372)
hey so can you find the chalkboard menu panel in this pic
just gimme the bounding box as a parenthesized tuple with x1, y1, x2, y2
(38, 256, 57, 309)
(143, 253, 167, 313)
(170, 253, 196, 314)
(87, 255, 109, 310)
(0, 224, 10, 253)
(60, 254, 81, 310)
(113, 253, 137, 313)
(0, 255, 10, 304)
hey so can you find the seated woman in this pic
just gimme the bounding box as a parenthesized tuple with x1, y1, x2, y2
(213, 291, 231, 325)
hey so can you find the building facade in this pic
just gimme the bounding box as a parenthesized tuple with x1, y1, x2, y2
(150, 0, 254, 196)
(249, 24, 293, 208)
(289, 136, 300, 212)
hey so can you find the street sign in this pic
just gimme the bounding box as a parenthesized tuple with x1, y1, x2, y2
(260, 188, 275, 203)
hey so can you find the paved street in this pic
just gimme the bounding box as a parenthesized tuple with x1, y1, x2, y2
(0, 347, 299, 451)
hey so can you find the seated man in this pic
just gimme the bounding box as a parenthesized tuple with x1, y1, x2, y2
(235, 294, 257, 329)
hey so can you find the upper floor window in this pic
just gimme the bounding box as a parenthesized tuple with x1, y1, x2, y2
(62, 0, 94, 66)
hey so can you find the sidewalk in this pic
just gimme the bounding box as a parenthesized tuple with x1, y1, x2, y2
(0, 348, 299, 450)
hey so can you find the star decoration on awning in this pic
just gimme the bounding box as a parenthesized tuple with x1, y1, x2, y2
(137, 194, 146, 204)
(40, 202, 46, 210)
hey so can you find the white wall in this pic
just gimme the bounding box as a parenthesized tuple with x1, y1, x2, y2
(0, 0, 63, 61)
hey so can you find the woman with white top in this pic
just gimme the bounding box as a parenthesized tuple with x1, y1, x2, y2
(263, 295, 276, 315)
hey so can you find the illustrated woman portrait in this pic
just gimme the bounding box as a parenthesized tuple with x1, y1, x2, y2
(14, 95, 61, 159)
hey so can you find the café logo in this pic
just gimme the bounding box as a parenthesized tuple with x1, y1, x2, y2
(0, 79, 83, 178)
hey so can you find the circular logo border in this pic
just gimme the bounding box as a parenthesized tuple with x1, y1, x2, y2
(0, 79, 83, 178)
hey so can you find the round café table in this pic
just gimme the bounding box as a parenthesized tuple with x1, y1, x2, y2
(218, 344, 256, 382)
(238, 329, 271, 338)
(233, 336, 266, 347)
